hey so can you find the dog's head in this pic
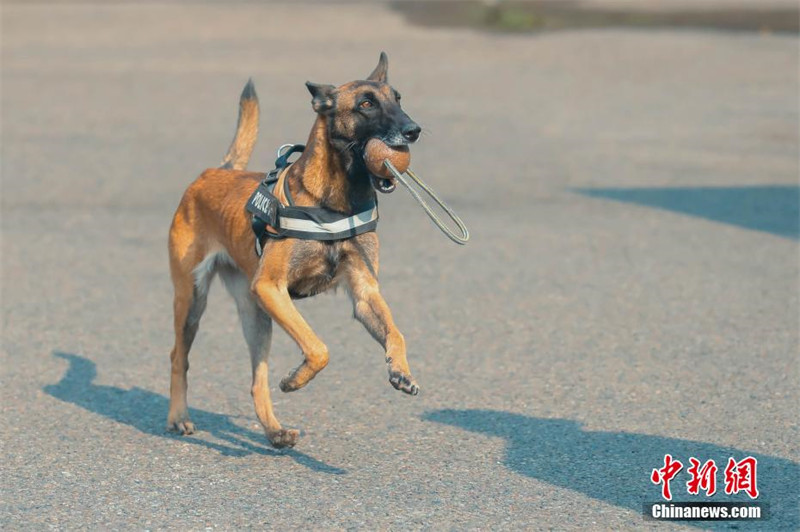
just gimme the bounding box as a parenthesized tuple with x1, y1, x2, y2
(305, 52, 420, 192)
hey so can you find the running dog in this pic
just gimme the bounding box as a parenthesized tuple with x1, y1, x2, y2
(167, 53, 421, 448)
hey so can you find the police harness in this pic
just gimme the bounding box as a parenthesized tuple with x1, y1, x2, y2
(245, 144, 379, 256)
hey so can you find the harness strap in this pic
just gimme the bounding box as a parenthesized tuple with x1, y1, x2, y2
(266, 167, 290, 235)
(277, 204, 378, 240)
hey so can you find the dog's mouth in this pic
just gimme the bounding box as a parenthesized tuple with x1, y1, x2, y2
(370, 175, 396, 194)
(361, 138, 398, 193)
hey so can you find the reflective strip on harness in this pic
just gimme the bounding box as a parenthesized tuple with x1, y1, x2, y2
(278, 206, 378, 239)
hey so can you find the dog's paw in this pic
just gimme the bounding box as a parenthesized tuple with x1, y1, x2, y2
(167, 418, 195, 435)
(279, 374, 303, 393)
(268, 428, 300, 449)
(389, 371, 419, 395)
(279, 362, 320, 393)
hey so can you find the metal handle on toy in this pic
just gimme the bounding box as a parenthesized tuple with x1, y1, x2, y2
(383, 160, 470, 245)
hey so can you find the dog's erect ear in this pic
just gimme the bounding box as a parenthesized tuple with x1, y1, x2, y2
(366, 52, 389, 83)
(305, 82, 336, 113)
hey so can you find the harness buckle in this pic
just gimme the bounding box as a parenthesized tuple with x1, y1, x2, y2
(274, 144, 305, 171)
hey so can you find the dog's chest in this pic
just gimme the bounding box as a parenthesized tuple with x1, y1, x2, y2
(286, 241, 346, 298)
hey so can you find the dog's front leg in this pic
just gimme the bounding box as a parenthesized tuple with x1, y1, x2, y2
(252, 280, 329, 393)
(343, 254, 419, 395)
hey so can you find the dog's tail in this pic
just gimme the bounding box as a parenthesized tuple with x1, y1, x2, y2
(220, 79, 259, 171)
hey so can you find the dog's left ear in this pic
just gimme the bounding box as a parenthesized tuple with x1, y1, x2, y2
(366, 52, 389, 83)
(306, 82, 336, 113)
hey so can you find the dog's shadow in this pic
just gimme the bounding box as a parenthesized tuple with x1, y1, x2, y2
(44, 352, 345, 475)
(424, 409, 799, 529)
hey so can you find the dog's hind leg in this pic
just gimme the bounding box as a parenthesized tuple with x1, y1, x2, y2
(166, 250, 214, 434)
(220, 266, 299, 448)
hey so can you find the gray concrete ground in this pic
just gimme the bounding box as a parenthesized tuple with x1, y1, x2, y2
(2, 2, 798, 530)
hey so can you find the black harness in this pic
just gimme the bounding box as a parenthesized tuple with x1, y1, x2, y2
(246, 144, 379, 256)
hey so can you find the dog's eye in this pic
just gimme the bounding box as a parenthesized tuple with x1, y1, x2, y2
(359, 100, 373, 110)
(395, 92, 402, 102)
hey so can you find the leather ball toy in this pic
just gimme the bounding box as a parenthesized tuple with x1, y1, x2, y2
(364, 138, 410, 178)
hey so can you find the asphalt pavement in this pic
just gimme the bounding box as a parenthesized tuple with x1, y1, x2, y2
(2, 2, 798, 529)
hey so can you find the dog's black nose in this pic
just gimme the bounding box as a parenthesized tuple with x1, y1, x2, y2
(402, 123, 421, 142)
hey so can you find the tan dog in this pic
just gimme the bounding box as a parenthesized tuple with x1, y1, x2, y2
(167, 53, 421, 448)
